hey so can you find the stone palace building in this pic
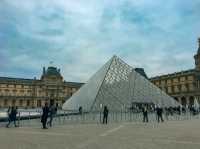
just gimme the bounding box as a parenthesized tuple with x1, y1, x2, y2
(150, 38, 200, 107)
(0, 66, 83, 108)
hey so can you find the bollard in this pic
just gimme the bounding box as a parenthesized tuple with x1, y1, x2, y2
(120, 110, 122, 122)
(29, 111, 31, 125)
(64, 111, 66, 124)
(18, 112, 20, 127)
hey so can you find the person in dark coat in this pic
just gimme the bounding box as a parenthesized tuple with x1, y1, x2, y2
(103, 106, 109, 124)
(6, 106, 18, 127)
(79, 106, 83, 115)
(156, 106, 164, 123)
(13, 106, 18, 126)
(41, 102, 49, 129)
(142, 106, 148, 123)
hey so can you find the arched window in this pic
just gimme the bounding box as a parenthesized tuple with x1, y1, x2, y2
(4, 99, 8, 106)
(189, 96, 194, 106)
(12, 100, 16, 106)
(27, 100, 30, 107)
(37, 100, 41, 107)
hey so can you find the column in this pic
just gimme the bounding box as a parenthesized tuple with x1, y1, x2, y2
(186, 96, 190, 106)
(178, 97, 182, 104)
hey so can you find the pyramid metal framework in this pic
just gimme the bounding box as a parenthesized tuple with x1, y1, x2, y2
(62, 56, 179, 112)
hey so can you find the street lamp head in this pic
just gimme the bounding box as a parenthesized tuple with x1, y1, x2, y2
(100, 103, 103, 109)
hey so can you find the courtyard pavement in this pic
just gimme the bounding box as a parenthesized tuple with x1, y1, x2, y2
(0, 119, 200, 149)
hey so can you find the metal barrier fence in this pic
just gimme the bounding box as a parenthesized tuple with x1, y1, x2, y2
(1, 110, 200, 127)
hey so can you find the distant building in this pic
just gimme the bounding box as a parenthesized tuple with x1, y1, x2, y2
(0, 66, 84, 108)
(150, 38, 200, 106)
(134, 68, 148, 79)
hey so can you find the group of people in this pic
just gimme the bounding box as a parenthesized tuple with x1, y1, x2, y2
(142, 106, 164, 123)
(141, 105, 200, 123)
(6, 106, 18, 128)
(5, 103, 58, 129)
(41, 102, 58, 129)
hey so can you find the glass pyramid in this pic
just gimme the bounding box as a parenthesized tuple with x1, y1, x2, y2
(62, 56, 179, 112)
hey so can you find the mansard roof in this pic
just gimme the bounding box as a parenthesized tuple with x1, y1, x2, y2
(0, 77, 39, 84)
(45, 67, 61, 76)
(0, 76, 84, 87)
(150, 69, 196, 80)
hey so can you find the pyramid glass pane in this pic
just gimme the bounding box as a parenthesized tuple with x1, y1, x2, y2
(62, 58, 113, 111)
(63, 56, 180, 112)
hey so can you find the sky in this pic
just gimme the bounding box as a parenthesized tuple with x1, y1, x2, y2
(0, 0, 200, 82)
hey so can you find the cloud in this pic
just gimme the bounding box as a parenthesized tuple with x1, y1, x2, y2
(0, 0, 200, 82)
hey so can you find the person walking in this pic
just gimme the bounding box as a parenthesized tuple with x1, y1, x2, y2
(7, 106, 11, 121)
(6, 106, 18, 127)
(41, 102, 49, 129)
(47, 103, 57, 127)
(156, 106, 164, 123)
(13, 106, 18, 127)
(79, 106, 83, 115)
(142, 106, 148, 123)
(6, 106, 11, 127)
(103, 106, 109, 124)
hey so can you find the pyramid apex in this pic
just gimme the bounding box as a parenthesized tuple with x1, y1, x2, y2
(110, 55, 119, 62)
(112, 55, 118, 58)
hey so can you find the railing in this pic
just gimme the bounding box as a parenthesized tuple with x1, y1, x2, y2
(1, 110, 200, 127)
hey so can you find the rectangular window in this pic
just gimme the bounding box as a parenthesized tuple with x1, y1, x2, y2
(12, 100, 16, 106)
(167, 80, 172, 84)
(180, 77, 186, 82)
(168, 87, 172, 93)
(173, 78, 179, 83)
(187, 76, 194, 81)
(27, 100, 30, 106)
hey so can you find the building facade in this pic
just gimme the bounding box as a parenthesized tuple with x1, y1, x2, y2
(0, 66, 83, 108)
(150, 38, 200, 106)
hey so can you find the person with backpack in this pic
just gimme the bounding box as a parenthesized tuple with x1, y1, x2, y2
(41, 102, 49, 129)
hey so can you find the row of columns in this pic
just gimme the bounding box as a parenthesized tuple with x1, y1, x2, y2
(175, 96, 199, 106)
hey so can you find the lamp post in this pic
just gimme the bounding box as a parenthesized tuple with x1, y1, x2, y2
(100, 104, 103, 124)
(121, 105, 123, 121)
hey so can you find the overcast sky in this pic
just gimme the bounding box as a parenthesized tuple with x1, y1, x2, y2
(0, 0, 200, 82)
